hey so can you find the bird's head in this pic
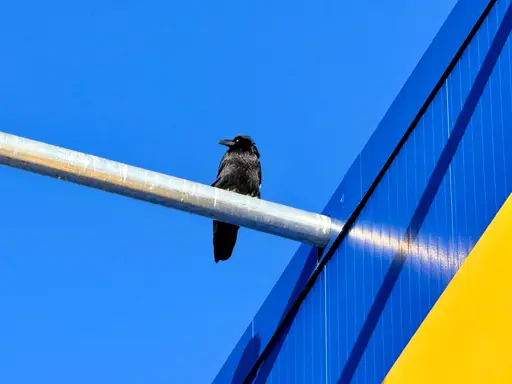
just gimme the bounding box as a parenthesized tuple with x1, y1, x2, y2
(219, 135, 259, 157)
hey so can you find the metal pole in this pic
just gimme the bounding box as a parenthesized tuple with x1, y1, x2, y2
(0, 131, 342, 247)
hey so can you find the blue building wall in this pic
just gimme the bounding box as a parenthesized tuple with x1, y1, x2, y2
(214, 0, 512, 382)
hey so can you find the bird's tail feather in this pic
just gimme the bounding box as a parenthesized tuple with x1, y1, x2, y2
(213, 220, 239, 262)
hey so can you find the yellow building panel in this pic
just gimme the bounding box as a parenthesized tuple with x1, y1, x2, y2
(383, 193, 512, 384)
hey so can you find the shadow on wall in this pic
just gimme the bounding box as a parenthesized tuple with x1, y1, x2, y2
(230, 246, 320, 383)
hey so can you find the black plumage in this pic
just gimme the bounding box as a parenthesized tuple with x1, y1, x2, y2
(211, 135, 262, 262)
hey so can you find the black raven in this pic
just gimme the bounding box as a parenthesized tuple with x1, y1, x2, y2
(211, 135, 262, 262)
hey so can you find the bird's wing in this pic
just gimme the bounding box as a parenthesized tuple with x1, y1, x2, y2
(249, 163, 262, 199)
(212, 153, 229, 188)
(212, 177, 241, 195)
(217, 152, 229, 176)
(211, 176, 226, 188)
(212, 165, 238, 191)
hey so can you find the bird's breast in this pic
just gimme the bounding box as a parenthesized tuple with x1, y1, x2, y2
(224, 154, 260, 195)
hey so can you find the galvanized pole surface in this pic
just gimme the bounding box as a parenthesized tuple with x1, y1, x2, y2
(0, 131, 342, 247)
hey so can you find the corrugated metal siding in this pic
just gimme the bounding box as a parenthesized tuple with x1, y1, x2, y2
(266, 273, 327, 384)
(250, 0, 512, 382)
(383, 195, 512, 383)
(350, 3, 512, 381)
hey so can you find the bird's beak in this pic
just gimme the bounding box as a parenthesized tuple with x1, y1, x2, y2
(218, 139, 235, 147)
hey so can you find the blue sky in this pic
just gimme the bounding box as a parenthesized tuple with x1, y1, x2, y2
(0, 1, 457, 382)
